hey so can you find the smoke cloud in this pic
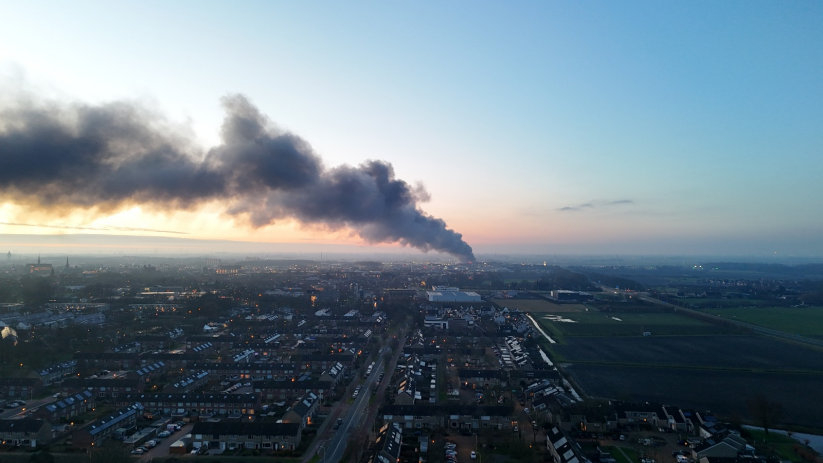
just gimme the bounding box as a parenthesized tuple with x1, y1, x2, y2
(0, 94, 475, 261)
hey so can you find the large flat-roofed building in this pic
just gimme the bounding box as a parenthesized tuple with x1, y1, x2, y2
(549, 290, 593, 302)
(426, 286, 481, 303)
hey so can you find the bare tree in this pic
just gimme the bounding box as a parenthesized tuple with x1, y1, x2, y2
(747, 394, 783, 438)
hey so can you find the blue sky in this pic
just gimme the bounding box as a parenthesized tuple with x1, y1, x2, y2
(0, 1, 821, 258)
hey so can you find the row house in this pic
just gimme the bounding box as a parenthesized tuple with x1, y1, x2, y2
(662, 405, 695, 433)
(0, 419, 52, 448)
(252, 379, 332, 403)
(546, 426, 590, 463)
(692, 432, 752, 460)
(38, 360, 78, 386)
(512, 369, 562, 381)
(190, 421, 301, 452)
(72, 403, 141, 448)
(133, 361, 168, 385)
(165, 370, 209, 393)
(319, 362, 345, 385)
(375, 423, 403, 463)
(117, 392, 259, 418)
(133, 335, 173, 351)
(381, 404, 513, 432)
(144, 352, 203, 370)
(0, 378, 40, 400)
(292, 353, 356, 372)
(35, 391, 94, 423)
(74, 352, 141, 372)
(614, 402, 666, 427)
(190, 362, 298, 380)
(458, 369, 507, 389)
(61, 378, 143, 399)
(280, 393, 319, 430)
(186, 335, 235, 350)
(395, 355, 436, 405)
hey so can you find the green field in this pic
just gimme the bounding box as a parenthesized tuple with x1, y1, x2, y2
(540, 307, 823, 430)
(703, 306, 823, 337)
(537, 310, 723, 337)
(744, 429, 808, 463)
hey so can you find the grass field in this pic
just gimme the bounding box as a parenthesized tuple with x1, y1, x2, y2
(552, 335, 823, 371)
(537, 311, 723, 337)
(491, 298, 588, 313)
(540, 307, 823, 430)
(602, 446, 639, 463)
(745, 429, 808, 463)
(703, 306, 823, 337)
(566, 364, 823, 430)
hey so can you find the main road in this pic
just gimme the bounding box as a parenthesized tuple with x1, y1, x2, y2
(318, 345, 389, 463)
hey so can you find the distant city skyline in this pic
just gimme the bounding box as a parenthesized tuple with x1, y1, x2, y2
(1, 1, 821, 258)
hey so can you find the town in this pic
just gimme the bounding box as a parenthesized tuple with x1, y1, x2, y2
(0, 254, 822, 463)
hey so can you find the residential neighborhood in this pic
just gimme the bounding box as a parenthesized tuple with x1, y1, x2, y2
(0, 255, 821, 463)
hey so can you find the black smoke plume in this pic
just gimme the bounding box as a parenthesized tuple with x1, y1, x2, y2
(0, 94, 475, 261)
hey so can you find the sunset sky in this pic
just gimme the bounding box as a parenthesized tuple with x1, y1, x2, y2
(1, 1, 822, 259)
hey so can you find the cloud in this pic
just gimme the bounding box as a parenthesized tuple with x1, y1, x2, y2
(0, 92, 475, 261)
(558, 199, 634, 212)
(0, 221, 187, 234)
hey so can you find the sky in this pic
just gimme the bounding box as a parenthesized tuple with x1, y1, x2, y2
(0, 1, 821, 260)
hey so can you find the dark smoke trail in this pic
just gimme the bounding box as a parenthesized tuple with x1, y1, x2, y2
(0, 93, 475, 261)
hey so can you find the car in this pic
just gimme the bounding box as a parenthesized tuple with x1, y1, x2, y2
(130, 449, 144, 455)
(471, 451, 477, 460)
(158, 430, 171, 438)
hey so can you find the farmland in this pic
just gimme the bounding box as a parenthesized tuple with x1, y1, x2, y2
(552, 334, 823, 372)
(538, 311, 728, 337)
(491, 298, 588, 313)
(565, 363, 823, 429)
(702, 306, 823, 338)
(539, 306, 823, 429)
